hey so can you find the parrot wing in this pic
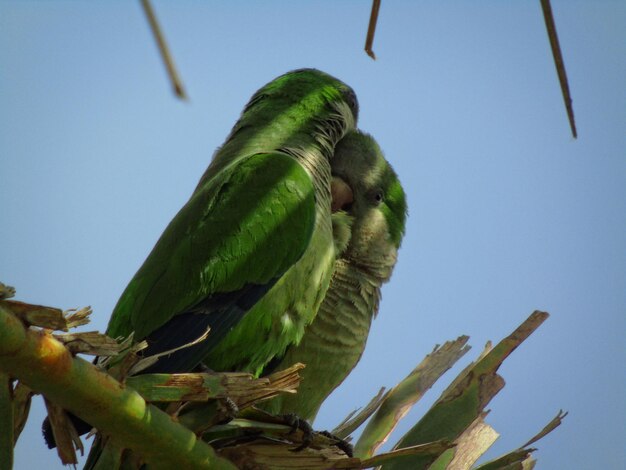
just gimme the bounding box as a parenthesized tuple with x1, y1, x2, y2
(107, 151, 316, 373)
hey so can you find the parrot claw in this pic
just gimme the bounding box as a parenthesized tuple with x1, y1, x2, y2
(280, 413, 314, 452)
(319, 430, 354, 457)
(280, 415, 353, 457)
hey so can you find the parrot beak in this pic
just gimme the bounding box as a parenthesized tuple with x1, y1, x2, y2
(331, 176, 354, 213)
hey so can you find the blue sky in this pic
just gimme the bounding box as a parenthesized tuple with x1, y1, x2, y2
(1, 1, 624, 468)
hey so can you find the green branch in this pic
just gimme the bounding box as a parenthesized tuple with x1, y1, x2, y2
(0, 303, 236, 470)
(0, 287, 564, 469)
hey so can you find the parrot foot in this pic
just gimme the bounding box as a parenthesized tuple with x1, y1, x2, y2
(280, 413, 314, 452)
(319, 430, 354, 457)
(279, 415, 353, 457)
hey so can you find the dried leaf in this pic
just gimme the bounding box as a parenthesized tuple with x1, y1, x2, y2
(171, 365, 305, 436)
(380, 312, 548, 470)
(0, 283, 15, 300)
(128, 327, 210, 375)
(97, 334, 144, 378)
(433, 413, 499, 470)
(126, 363, 303, 408)
(237, 363, 305, 408)
(216, 435, 454, 469)
(54, 331, 121, 356)
(127, 372, 234, 402)
(361, 440, 455, 468)
(354, 336, 471, 458)
(44, 398, 84, 465)
(333, 387, 387, 439)
(440, 341, 493, 400)
(520, 409, 567, 449)
(473, 410, 566, 470)
(11, 381, 33, 445)
(473, 448, 536, 470)
(64, 306, 93, 329)
(1, 300, 66, 330)
(219, 438, 357, 470)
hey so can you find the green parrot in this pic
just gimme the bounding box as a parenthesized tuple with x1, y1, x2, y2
(106, 68, 358, 377)
(261, 130, 407, 421)
(43, 69, 359, 450)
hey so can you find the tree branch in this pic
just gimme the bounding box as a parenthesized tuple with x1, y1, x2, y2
(540, 0, 577, 138)
(0, 304, 236, 470)
(364, 0, 381, 59)
(140, 0, 188, 100)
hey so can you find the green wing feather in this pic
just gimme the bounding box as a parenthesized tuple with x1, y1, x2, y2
(107, 152, 316, 354)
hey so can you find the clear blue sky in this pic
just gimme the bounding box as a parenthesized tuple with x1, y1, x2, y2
(1, 1, 624, 469)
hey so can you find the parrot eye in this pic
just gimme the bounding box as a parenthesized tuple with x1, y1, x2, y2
(372, 190, 384, 204)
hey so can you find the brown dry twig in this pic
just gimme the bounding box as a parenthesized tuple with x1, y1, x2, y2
(140, 0, 188, 100)
(540, 0, 577, 138)
(365, 0, 381, 60)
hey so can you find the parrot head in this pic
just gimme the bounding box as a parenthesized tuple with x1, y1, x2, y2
(330, 131, 408, 281)
(199, 68, 360, 189)
(244, 68, 359, 124)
